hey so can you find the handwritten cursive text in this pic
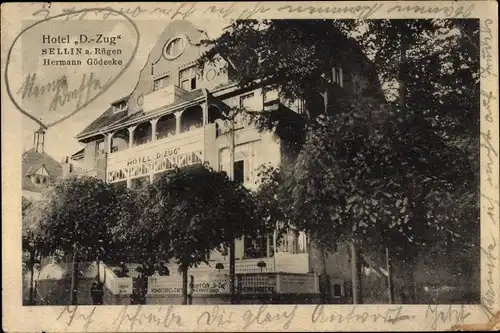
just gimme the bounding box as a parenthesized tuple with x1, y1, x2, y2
(481, 234, 497, 320)
(425, 304, 471, 330)
(113, 305, 183, 331)
(242, 304, 297, 330)
(56, 305, 97, 332)
(197, 305, 235, 327)
(480, 19, 496, 79)
(312, 305, 412, 325)
(17, 72, 109, 113)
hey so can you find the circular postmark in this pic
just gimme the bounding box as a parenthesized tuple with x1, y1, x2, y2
(4, 8, 140, 129)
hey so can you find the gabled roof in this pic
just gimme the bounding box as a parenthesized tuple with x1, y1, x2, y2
(26, 165, 50, 176)
(76, 107, 129, 139)
(22, 149, 62, 193)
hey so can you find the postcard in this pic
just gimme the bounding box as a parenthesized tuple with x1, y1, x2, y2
(2, 1, 499, 332)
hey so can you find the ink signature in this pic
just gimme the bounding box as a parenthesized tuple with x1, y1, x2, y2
(17, 72, 110, 114)
(425, 304, 471, 330)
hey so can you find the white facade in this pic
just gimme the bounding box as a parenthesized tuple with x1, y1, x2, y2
(75, 20, 310, 273)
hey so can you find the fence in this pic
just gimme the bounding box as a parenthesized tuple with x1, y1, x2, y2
(121, 257, 278, 279)
(100, 262, 319, 297)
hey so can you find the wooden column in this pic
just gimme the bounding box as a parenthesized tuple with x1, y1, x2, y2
(175, 111, 183, 135)
(150, 118, 159, 141)
(106, 133, 114, 153)
(128, 126, 137, 148)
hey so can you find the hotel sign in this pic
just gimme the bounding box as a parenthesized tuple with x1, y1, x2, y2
(107, 149, 203, 183)
(148, 278, 229, 295)
(106, 129, 206, 183)
(126, 148, 180, 166)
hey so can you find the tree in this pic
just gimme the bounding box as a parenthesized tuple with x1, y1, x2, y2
(200, 19, 386, 303)
(108, 184, 151, 264)
(141, 165, 263, 304)
(352, 19, 480, 301)
(202, 19, 479, 303)
(198, 19, 384, 125)
(22, 196, 40, 305)
(30, 176, 124, 305)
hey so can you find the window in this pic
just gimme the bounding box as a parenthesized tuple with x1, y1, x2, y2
(234, 160, 245, 184)
(113, 100, 127, 113)
(179, 66, 198, 91)
(332, 66, 343, 87)
(153, 75, 170, 91)
(95, 140, 105, 156)
(35, 177, 41, 184)
(239, 92, 256, 110)
(333, 284, 342, 297)
(163, 37, 186, 60)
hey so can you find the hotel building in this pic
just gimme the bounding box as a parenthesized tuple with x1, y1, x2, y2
(65, 20, 387, 299)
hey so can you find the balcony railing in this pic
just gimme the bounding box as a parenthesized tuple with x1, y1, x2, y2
(106, 125, 213, 183)
(108, 126, 206, 161)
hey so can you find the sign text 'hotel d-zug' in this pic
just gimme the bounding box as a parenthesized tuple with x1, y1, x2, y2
(126, 147, 180, 166)
(106, 134, 206, 183)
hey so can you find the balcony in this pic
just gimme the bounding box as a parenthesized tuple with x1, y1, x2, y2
(106, 124, 215, 183)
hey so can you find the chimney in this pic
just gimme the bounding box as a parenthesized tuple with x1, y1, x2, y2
(33, 127, 46, 153)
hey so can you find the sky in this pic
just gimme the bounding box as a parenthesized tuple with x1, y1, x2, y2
(19, 19, 229, 161)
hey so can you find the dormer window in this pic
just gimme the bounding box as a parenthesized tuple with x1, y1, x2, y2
(113, 100, 128, 113)
(31, 166, 51, 186)
(153, 75, 170, 91)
